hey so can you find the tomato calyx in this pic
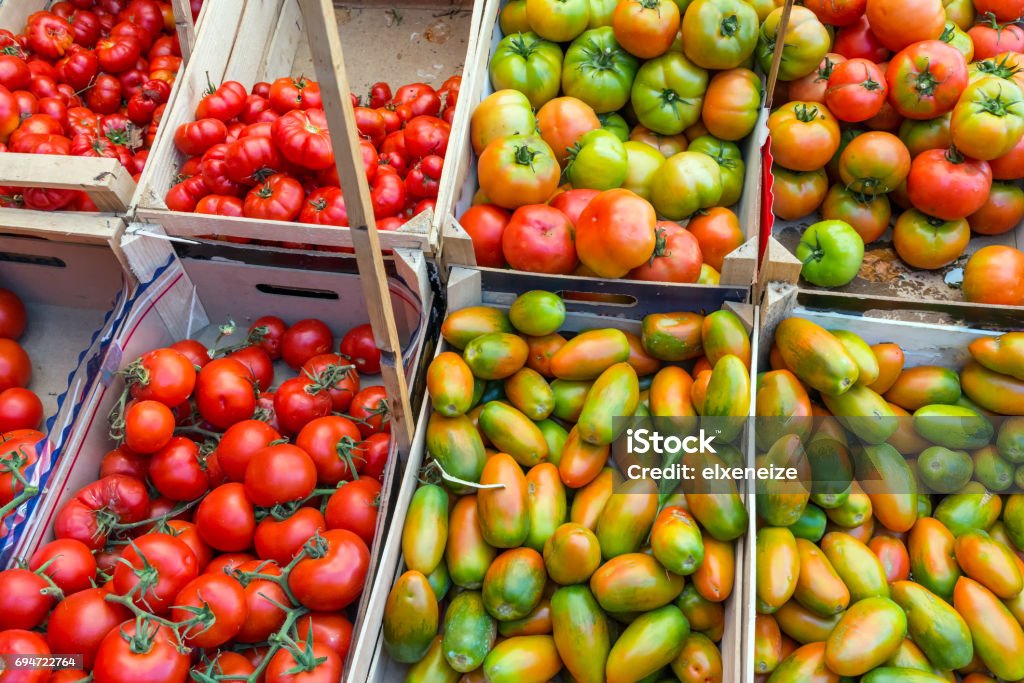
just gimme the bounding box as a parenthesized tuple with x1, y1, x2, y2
(576, 40, 620, 73)
(973, 55, 1022, 81)
(719, 13, 740, 38)
(513, 143, 543, 169)
(647, 225, 671, 264)
(794, 103, 823, 123)
(120, 615, 171, 655)
(816, 57, 838, 82)
(507, 33, 543, 60)
(945, 145, 967, 165)
(975, 87, 1018, 117)
(272, 635, 328, 675)
(0, 442, 40, 518)
(912, 64, 942, 97)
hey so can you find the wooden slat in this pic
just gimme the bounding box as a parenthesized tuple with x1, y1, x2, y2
(299, 0, 415, 455)
(0, 155, 135, 212)
(764, 0, 795, 109)
(171, 0, 196, 63)
(0, 209, 123, 244)
(721, 236, 758, 288)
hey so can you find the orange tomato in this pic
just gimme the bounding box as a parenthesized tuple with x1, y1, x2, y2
(771, 166, 828, 221)
(967, 183, 1024, 236)
(701, 68, 762, 141)
(686, 207, 745, 271)
(536, 97, 601, 167)
(962, 245, 1024, 305)
(768, 101, 841, 172)
(575, 188, 658, 278)
(612, 0, 680, 59)
(865, 0, 945, 52)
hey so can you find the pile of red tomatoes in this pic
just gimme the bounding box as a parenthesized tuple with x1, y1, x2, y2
(165, 76, 459, 231)
(0, 0, 198, 211)
(766, 0, 1024, 304)
(0, 315, 391, 682)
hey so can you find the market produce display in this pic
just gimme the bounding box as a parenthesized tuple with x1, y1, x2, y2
(0, 314, 393, 682)
(381, 291, 752, 681)
(164, 75, 460, 233)
(766, 0, 1024, 303)
(458, 0, 763, 281)
(0, 0, 199, 211)
(755, 315, 1024, 682)
(0, 288, 45, 533)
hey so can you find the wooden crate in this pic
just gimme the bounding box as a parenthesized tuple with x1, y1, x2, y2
(433, 0, 764, 288)
(0, 235, 130, 563)
(11, 239, 437, 677)
(134, 0, 485, 254)
(353, 266, 757, 683)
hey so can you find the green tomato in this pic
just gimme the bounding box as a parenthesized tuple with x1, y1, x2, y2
(649, 151, 722, 220)
(587, 0, 618, 27)
(756, 6, 830, 82)
(566, 129, 628, 190)
(698, 263, 720, 284)
(681, 0, 760, 70)
(630, 53, 708, 136)
(622, 140, 665, 199)
(599, 112, 630, 141)
(489, 32, 564, 109)
(796, 219, 865, 288)
(687, 135, 745, 206)
(562, 27, 639, 114)
(526, 0, 590, 42)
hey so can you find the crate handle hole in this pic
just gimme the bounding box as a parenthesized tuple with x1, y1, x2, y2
(255, 284, 339, 300)
(557, 291, 638, 307)
(0, 252, 67, 268)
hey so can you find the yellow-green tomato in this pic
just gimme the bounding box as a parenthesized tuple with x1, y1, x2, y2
(622, 140, 666, 199)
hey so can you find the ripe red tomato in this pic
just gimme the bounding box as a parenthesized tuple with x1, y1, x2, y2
(833, 16, 891, 62)
(196, 80, 247, 121)
(272, 107, 334, 171)
(234, 559, 290, 643)
(165, 520, 213, 571)
(28, 538, 97, 595)
(264, 640, 342, 683)
(195, 357, 257, 429)
(175, 118, 227, 156)
(295, 415, 363, 485)
(169, 338, 210, 369)
(27, 13, 74, 60)
(112, 532, 199, 615)
(149, 436, 210, 501)
(46, 588, 131, 670)
(404, 115, 451, 158)
(201, 652, 255, 679)
(302, 353, 359, 412)
(824, 58, 888, 122)
(224, 135, 283, 185)
(244, 443, 317, 506)
(370, 169, 407, 219)
(229, 344, 274, 391)
(196, 194, 245, 216)
(0, 568, 55, 629)
(195, 482, 255, 552)
(968, 182, 1024, 236)
(123, 399, 175, 454)
(458, 204, 510, 268)
(628, 221, 703, 283)
(406, 154, 444, 200)
(354, 106, 386, 147)
(92, 620, 189, 683)
(165, 174, 211, 212)
(969, 17, 1024, 59)
(200, 143, 246, 196)
(274, 377, 332, 435)
(0, 289, 26, 339)
(248, 315, 287, 360)
(295, 613, 354, 663)
(171, 573, 247, 648)
(254, 507, 325, 565)
(288, 529, 370, 611)
(128, 347, 197, 407)
(96, 35, 142, 73)
(502, 204, 578, 274)
(906, 147, 992, 220)
(349, 385, 390, 438)
(54, 475, 150, 549)
(298, 186, 348, 226)
(216, 419, 282, 482)
(886, 41, 967, 120)
(281, 319, 333, 369)
(803, 0, 866, 25)
(269, 76, 322, 113)
(0, 55, 30, 91)
(243, 173, 305, 221)
(0, 629, 51, 683)
(324, 476, 382, 546)
(357, 432, 390, 481)
(85, 74, 123, 114)
(339, 324, 381, 376)
(0, 388, 42, 432)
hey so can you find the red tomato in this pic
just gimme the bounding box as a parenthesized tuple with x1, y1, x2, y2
(46, 588, 131, 669)
(0, 388, 42, 432)
(0, 630, 51, 683)
(269, 76, 321, 113)
(99, 445, 147, 480)
(123, 399, 175, 454)
(288, 529, 370, 611)
(502, 204, 578, 274)
(0, 55, 30, 91)
(254, 507, 325, 565)
(295, 613, 354, 663)
(404, 115, 451, 158)
(27, 13, 74, 60)
(969, 17, 1024, 59)
(354, 106, 386, 147)
(833, 16, 891, 62)
(244, 443, 317, 506)
(281, 319, 333, 369)
(272, 107, 334, 171)
(95, 35, 142, 73)
(298, 186, 348, 226)
(165, 520, 213, 572)
(165, 174, 211, 212)
(273, 377, 332, 435)
(28, 538, 97, 595)
(339, 324, 381, 376)
(990, 134, 1024, 180)
(169, 338, 209, 368)
(886, 41, 967, 120)
(968, 182, 1024, 235)
(264, 640, 342, 683)
(406, 154, 444, 199)
(324, 476, 382, 546)
(906, 147, 992, 220)
(349, 385, 390, 438)
(149, 436, 210, 501)
(234, 559, 290, 643)
(195, 357, 257, 429)
(627, 221, 703, 283)
(127, 347, 196, 407)
(174, 117, 227, 156)
(458, 204, 510, 268)
(248, 315, 287, 360)
(0, 568, 54, 629)
(92, 620, 189, 683)
(824, 58, 888, 122)
(357, 432, 389, 481)
(171, 573, 247, 648)
(199, 143, 245, 196)
(803, 0, 866, 25)
(195, 483, 255, 552)
(112, 532, 198, 614)
(229, 344, 274, 391)
(85, 74, 123, 114)
(196, 80, 247, 121)
(0, 289, 26, 339)
(216, 419, 282, 482)
(196, 194, 245, 216)
(201, 652, 255, 678)
(295, 415, 363, 485)
(224, 135, 284, 185)
(243, 173, 305, 221)
(549, 188, 600, 225)
(370, 169, 407, 219)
